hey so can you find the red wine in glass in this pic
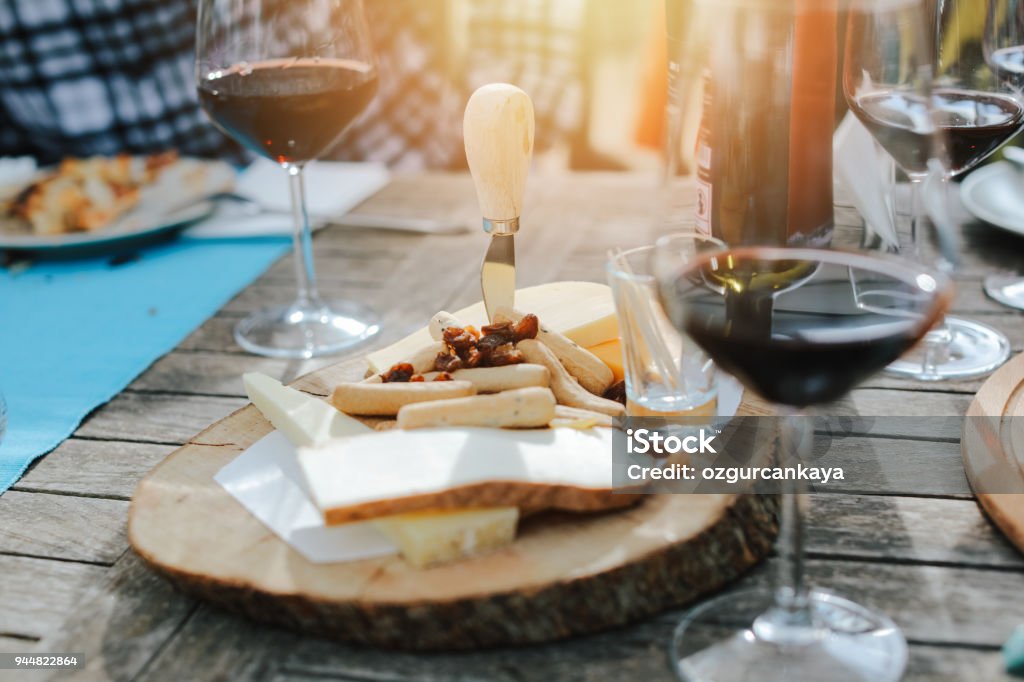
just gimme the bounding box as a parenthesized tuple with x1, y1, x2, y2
(660, 248, 951, 406)
(849, 88, 1024, 177)
(199, 58, 378, 165)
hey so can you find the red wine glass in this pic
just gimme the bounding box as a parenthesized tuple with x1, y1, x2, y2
(196, 0, 380, 358)
(845, 0, 1018, 379)
(982, 0, 1024, 309)
(654, 243, 953, 682)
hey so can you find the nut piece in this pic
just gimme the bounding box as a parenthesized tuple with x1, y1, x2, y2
(517, 339, 624, 417)
(495, 308, 613, 395)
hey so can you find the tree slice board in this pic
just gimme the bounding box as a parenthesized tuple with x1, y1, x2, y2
(963, 352, 1024, 554)
(128, 358, 779, 651)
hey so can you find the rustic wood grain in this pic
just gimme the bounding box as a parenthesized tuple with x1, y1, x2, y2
(0, 555, 107, 640)
(13, 439, 171, 500)
(33, 552, 196, 682)
(0, 491, 127, 564)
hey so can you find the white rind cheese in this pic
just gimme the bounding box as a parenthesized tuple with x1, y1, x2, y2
(373, 507, 519, 568)
(243, 372, 372, 448)
(367, 281, 619, 372)
(298, 426, 616, 517)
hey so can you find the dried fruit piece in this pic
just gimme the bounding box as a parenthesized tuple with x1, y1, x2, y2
(381, 362, 416, 383)
(488, 348, 525, 366)
(513, 313, 539, 342)
(432, 372, 454, 381)
(603, 380, 627, 405)
(434, 352, 463, 373)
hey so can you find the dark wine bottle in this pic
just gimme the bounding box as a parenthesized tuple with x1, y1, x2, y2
(689, 2, 838, 247)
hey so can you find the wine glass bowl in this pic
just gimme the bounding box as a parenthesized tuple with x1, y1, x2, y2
(196, 0, 381, 358)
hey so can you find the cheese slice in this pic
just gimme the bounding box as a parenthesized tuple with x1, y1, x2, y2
(367, 281, 619, 372)
(373, 507, 519, 568)
(298, 426, 621, 524)
(586, 338, 624, 382)
(243, 372, 372, 448)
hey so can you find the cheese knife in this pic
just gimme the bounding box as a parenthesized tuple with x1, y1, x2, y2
(463, 84, 535, 321)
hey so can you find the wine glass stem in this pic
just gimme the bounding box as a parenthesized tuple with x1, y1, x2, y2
(908, 178, 953, 356)
(286, 163, 323, 309)
(752, 409, 818, 644)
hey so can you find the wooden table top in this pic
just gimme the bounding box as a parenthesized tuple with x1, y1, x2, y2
(4, 172, 1024, 681)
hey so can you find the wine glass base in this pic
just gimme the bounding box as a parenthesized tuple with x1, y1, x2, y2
(885, 316, 1009, 381)
(984, 274, 1024, 311)
(671, 588, 907, 682)
(234, 300, 380, 359)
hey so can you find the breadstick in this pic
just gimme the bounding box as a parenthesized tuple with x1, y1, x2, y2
(495, 307, 613, 395)
(517, 339, 625, 417)
(421, 364, 549, 393)
(397, 387, 556, 430)
(552, 405, 614, 428)
(428, 311, 467, 341)
(332, 381, 475, 416)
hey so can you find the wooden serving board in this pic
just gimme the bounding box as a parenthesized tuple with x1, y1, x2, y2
(963, 352, 1024, 554)
(129, 358, 779, 651)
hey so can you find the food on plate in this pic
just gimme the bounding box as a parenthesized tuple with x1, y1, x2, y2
(366, 282, 619, 373)
(420, 364, 550, 393)
(243, 372, 371, 447)
(241, 286, 635, 568)
(495, 307, 613, 395)
(7, 152, 179, 234)
(372, 507, 519, 568)
(331, 380, 476, 416)
(396, 386, 556, 430)
(297, 426, 633, 524)
(516, 339, 625, 417)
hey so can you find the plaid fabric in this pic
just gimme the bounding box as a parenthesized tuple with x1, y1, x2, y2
(0, 0, 585, 170)
(0, 0, 242, 165)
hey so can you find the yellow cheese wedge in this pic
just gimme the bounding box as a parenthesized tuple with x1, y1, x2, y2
(243, 372, 372, 448)
(367, 281, 619, 372)
(372, 507, 519, 568)
(586, 338, 624, 382)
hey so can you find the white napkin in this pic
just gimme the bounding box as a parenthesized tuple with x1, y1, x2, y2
(185, 159, 390, 239)
(214, 430, 397, 563)
(833, 112, 900, 249)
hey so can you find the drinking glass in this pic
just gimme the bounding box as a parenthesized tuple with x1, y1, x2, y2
(654, 244, 953, 682)
(196, 0, 380, 358)
(845, 0, 1021, 379)
(607, 238, 719, 418)
(982, 0, 1024, 308)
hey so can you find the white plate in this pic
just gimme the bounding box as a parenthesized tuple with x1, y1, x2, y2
(960, 161, 1024, 236)
(0, 157, 235, 253)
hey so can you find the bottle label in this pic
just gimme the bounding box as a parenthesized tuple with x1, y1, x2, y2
(694, 69, 713, 237)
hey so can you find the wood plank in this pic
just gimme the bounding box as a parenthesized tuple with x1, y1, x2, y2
(73, 393, 246, 445)
(0, 491, 127, 564)
(131, 585, 1015, 682)
(34, 551, 196, 682)
(14, 439, 171, 499)
(0, 636, 40, 653)
(0, 555, 106, 640)
(809, 494, 1023, 567)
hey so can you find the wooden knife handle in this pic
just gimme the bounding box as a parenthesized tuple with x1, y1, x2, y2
(463, 83, 535, 224)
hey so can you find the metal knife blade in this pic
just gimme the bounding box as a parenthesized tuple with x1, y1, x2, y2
(481, 233, 515, 321)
